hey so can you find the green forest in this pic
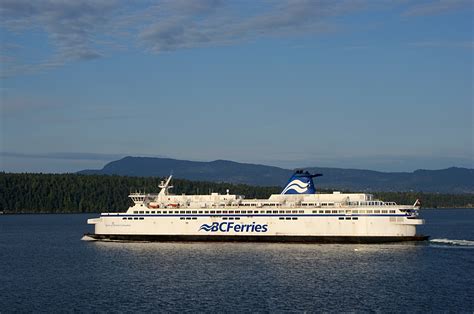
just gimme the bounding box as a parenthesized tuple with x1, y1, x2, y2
(0, 173, 472, 213)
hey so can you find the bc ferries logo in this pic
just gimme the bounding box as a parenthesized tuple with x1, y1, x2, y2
(281, 179, 311, 194)
(199, 222, 268, 233)
(281, 170, 320, 195)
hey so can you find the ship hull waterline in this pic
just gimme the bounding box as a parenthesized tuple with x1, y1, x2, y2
(83, 233, 429, 243)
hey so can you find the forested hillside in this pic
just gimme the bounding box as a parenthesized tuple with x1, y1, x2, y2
(1, 173, 473, 214)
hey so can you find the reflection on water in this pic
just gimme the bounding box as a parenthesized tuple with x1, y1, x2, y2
(1, 211, 473, 312)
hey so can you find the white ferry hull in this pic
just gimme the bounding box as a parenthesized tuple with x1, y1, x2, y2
(86, 214, 427, 243)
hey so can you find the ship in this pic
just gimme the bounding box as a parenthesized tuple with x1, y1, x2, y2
(84, 170, 428, 243)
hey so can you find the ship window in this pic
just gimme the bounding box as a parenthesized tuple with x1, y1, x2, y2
(312, 210, 317, 213)
(186, 211, 191, 214)
(134, 217, 138, 220)
(319, 210, 324, 213)
(235, 217, 240, 220)
(186, 217, 191, 220)
(179, 211, 185, 214)
(273, 210, 278, 214)
(241, 211, 246, 214)
(139, 211, 144, 214)
(151, 211, 155, 214)
(285, 217, 291, 220)
(235, 211, 240, 213)
(291, 217, 297, 220)
(133, 211, 138, 214)
(345, 217, 351, 220)
(223, 217, 227, 220)
(192, 217, 197, 220)
(180, 217, 185, 220)
(352, 217, 358, 220)
(339, 217, 344, 220)
(140, 217, 144, 220)
(285, 210, 291, 214)
(279, 217, 285, 220)
(228, 217, 234, 220)
(390, 210, 396, 213)
(254, 211, 259, 214)
(366, 210, 373, 214)
(223, 211, 228, 214)
(332, 210, 338, 213)
(382, 210, 388, 213)
(205, 211, 209, 214)
(210, 211, 215, 214)
(374, 210, 380, 214)
(229, 210, 234, 214)
(192, 211, 197, 214)
(299, 210, 304, 214)
(128, 217, 133, 220)
(145, 211, 149, 214)
(199, 211, 203, 214)
(217, 211, 222, 214)
(174, 211, 178, 214)
(122, 217, 127, 220)
(353, 210, 358, 214)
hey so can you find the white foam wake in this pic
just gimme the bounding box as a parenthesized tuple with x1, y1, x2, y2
(430, 238, 474, 246)
(81, 235, 97, 241)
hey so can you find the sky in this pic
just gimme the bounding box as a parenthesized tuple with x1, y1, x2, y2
(0, 0, 473, 173)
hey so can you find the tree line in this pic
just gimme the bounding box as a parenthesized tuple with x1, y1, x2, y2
(0, 173, 472, 213)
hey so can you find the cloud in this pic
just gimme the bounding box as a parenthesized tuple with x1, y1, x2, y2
(408, 40, 474, 48)
(1, 0, 119, 76)
(402, 0, 472, 16)
(1, 0, 472, 76)
(137, 0, 368, 53)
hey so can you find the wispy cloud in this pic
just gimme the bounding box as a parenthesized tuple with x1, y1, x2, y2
(1, 0, 120, 76)
(408, 40, 474, 48)
(402, 0, 472, 16)
(1, 0, 472, 77)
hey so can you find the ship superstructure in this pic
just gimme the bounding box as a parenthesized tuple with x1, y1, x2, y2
(85, 171, 427, 243)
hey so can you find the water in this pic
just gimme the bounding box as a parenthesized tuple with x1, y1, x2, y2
(1, 209, 473, 312)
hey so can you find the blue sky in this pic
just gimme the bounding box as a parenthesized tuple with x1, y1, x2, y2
(1, 0, 473, 173)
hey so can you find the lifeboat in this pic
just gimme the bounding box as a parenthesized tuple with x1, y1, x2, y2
(148, 202, 160, 209)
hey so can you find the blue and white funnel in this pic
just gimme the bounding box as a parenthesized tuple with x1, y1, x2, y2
(281, 170, 322, 195)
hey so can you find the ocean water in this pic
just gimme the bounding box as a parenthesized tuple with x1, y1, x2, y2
(0, 209, 473, 312)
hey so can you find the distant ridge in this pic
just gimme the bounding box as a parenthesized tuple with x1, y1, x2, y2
(78, 156, 474, 194)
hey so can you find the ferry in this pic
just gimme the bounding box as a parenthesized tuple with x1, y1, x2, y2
(84, 171, 428, 243)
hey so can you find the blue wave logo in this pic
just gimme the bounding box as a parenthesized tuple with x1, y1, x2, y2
(281, 179, 310, 194)
(199, 224, 213, 231)
(281, 171, 319, 195)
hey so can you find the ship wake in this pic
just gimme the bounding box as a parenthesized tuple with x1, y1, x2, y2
(430, 238, 474, 247)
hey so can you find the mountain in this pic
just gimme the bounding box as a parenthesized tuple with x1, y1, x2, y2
(78, 156, 474, 193)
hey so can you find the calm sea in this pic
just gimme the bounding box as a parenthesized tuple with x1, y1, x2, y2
(1, 209, 473, 312)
